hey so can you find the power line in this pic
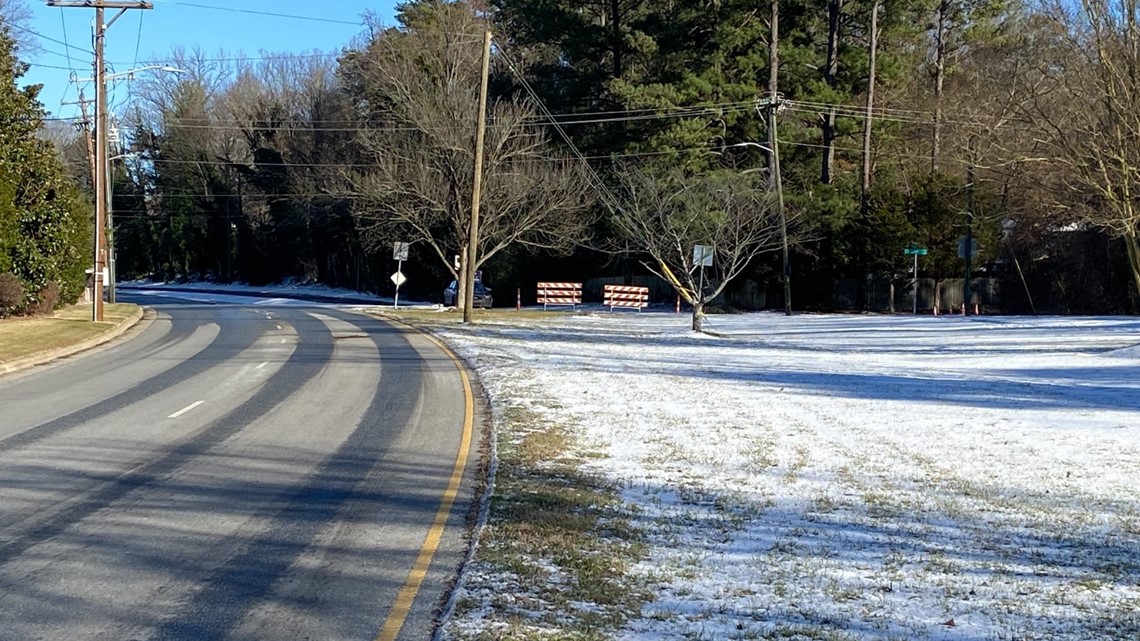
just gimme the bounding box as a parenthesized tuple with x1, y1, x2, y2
(125, 98, 761, 127)
(4, 21, 92, 55)
(497, 43, 628, 218)
(138, 102, 762, 134)
(57, 8, 80, 107)
(155, 1, 365, 27)
(59, 8, 76, 72)
(111, 51, 342, 66)
(132, 11, 144, 69)
(27, 60, 79, 71)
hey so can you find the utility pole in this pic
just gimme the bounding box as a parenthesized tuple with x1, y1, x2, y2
(464, 29, 492, 324)
(63, 90, 96, 196)
(49, 1, 153, 321)
(964, 164, 975, 315)
(765, 0, 791, 316)
(107, 122, 117, 303)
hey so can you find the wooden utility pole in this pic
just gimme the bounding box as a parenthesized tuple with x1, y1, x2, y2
(63, 90, 96, 192)
(49, 1, 153, 321)
(464, 29, 492, 323)
(767, 0, 791, 316)
(964, 164, 975, 314)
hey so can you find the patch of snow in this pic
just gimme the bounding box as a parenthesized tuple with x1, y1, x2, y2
(437, 312, 1140, 641)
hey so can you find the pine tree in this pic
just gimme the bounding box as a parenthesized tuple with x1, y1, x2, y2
(0, 26, 89, 314)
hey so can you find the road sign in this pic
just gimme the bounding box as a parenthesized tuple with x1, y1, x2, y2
(957, 237, 979, 258)
(905, 245, 927, 315)
(390, 271, 406, 287)
(393, 242, 410, 261)
(692, 245, 714, 267)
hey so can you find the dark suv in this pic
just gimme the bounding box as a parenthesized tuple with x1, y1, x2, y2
(443, 280, 493, 308)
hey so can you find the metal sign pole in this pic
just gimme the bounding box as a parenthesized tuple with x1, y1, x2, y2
(391, 241, 410, 309)
(913, 253, 919, 315)
(698, 263, 706, 307)
(394, 259, 403, 309)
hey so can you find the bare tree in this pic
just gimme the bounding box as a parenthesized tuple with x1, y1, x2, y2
(343, 4, 593, 309)
(613, 168, 787, 332)
(0, 0, 38, 56)
(1029, 0, 1140, 299)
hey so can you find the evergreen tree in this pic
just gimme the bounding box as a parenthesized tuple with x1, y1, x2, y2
(0, 26, 89, 313)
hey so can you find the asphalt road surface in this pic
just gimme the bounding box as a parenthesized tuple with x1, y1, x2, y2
(0, 291, 480, 641)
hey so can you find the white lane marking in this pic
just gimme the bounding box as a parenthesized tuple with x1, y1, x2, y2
(280, 338, 287, 344)
(168, 401, 205, 419)
(276, 324, 282, 330)
(256, 362, 269, 370)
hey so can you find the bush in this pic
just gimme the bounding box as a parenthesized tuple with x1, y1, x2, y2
(0, 272, 24, 317)
(28, 281, 60, 316)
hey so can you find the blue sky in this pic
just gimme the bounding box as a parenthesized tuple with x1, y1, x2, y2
(18, 0, 398, 119)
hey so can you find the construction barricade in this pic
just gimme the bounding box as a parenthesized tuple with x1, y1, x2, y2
(603, 285, 649, 312)
(537, 282, 582, 310)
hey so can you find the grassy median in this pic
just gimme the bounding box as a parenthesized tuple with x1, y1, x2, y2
(0, 303, 139, 364)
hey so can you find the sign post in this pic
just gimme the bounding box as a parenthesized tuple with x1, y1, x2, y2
(903, 244, 928, 315)
(692, 244, 714, 303)
(392, 242, 410, 308)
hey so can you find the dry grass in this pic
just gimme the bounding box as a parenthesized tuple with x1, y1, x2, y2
(0, 303, 138, 363)
(446, 403, 648, 640)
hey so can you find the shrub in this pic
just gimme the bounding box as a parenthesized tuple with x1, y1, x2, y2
(0, 272, 24, 317)
(28, 281, 61, 316)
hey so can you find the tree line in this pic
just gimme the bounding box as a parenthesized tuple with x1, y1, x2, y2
(5, 0, 1140, 321)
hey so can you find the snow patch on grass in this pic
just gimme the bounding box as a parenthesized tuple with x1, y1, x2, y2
(427, 312, 1140, 640)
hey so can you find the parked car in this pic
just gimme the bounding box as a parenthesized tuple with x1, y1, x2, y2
(443, 280, 493, 308)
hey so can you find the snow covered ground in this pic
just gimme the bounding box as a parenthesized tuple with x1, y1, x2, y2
(433, 312, 1140, 641)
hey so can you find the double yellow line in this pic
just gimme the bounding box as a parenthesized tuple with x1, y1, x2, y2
(374, 331, 475, 641)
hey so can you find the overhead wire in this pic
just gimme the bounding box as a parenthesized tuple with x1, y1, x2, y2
(56, 10, 74, 106)
(153, 0, 365, 27)
(5, 21, 91, 55)
(27, 61, 80, 71)
(496, 42, 628, 217)
(110, 51, 342, 66)
(132, 11, 144, 68)
(129, 98, 764, 127)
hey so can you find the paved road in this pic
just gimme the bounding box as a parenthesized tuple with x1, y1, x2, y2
(0, 292, 479, 641)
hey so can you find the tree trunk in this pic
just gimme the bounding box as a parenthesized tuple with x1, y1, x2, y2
(1126, 225, 1140, 303)
(821, 0, 842, 184)
(862, 1, 879, 199)
(456, 244, 469, 311)
(610, 0, 623, 79)
(932, 1, 948, 174)
(767, 0, 780, 189)
(692, 300, 705, 332)
(854, 2, 880, 312)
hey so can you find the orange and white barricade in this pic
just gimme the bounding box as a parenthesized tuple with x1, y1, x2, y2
(603, 285, 649, 312)
(537, 282, 582, 310)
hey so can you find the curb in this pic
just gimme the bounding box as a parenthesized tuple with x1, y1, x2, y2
(0, 305, 146, 377)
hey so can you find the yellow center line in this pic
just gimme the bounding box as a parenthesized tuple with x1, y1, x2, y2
(374, 331, 474, 641)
